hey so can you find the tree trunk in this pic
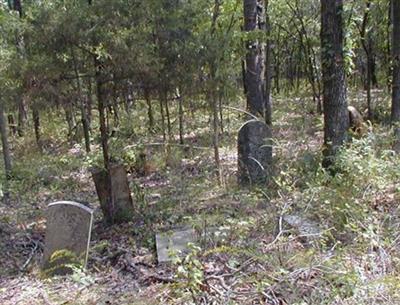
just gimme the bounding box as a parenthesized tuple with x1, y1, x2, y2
(159, 92, 166, 142)
(211, 90, 221, 184)
(392, 0, 400, 152)
(0, 101, 12, 179)
(17, 98, 26, 137)
(144, 88, 154, 131)
(243, 0, 267, 118)
(264, 0, 272, 125)
(71, 47, 91, 153)
(178, 92, 184, 145)
(32, 106, 42, 152)
(94, 58, 110, 170)
(388, 0, 393, 92)
(164, 92, 172, 139)
(321, 0, 349, 168)
(218, 92, 224, 133)
(86, 78, 93, 130)
(238, 0, 272, 185)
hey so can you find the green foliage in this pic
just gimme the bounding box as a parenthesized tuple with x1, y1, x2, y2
(42, 249, 82, 277)
(172, 244, 205, 302)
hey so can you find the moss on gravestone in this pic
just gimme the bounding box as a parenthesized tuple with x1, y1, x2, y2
(42, 249, 82, 277)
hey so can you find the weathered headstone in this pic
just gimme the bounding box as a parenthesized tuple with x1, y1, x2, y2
(156, 227, 229, 263)
(42, 201, 94, 276)
(238, 120, 272, 185)
(156, 228, 196, 263)
(282, 214, 321, 245)
(92, 163, 134, 224)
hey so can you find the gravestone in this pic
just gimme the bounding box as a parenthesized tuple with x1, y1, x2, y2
(156, 228, 196, 263)
(92, 163, 134, 224)
(237, 120, 272, 185)
(156, 227, 229, 263)
(282, 214, 321, 245)
(42, 201, 94, 276)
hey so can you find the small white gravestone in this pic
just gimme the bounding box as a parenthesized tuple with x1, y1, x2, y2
(42, 201, 94, 275)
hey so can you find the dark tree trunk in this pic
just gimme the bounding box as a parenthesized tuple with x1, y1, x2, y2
(144, 88, 154, 131)
(218, 92, 224, 133)
(32, 106, 42, 152)
(159, 92, 166, 142)
(12, 0, 22, 17)
(243, 0, 267, 118)
(164, 92, 171, 139)
(392, 0, 400, 152)
(86, 78, 93, 130)
(238, 0, 272, 185)
(264, 0, 272, 125)
(71, 47, 91, 153)
(0, 102, 12, 179)
(94, 58, 110, 170)
(17, 98, 26, 137)
(388, 1, 393, 92)
(178, 93, 184, 145)
(321, 0, 349, 167)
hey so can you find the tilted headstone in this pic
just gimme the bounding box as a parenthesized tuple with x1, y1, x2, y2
(237, 120, 272, 185)
(42, 201, 94, 276)
(92, 163, 134, 224)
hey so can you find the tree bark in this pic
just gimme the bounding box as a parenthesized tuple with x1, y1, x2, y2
(392, 0, 400, 152)
(32, 106, 42, 152)
(94, 58, 110, 170)
(144, 88, 154, 131)
(243, 0, 267, 118)
(321, 0, 349, 168)
(0, 101, 12, 179)
(178, 91, 184, 145)
(159, 91, 166, 142)
(71, 47, 91, 153)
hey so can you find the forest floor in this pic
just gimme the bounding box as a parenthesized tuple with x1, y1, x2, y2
(1, 91, 400, 305)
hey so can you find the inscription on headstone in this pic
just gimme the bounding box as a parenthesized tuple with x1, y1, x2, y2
(42, 201, 94, 275)
(237, 120, 272, 185)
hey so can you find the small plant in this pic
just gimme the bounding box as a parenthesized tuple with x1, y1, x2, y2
(42, 249, 82, 277)
(172, 243, 205, 303)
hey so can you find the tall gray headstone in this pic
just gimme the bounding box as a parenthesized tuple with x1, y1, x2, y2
(238, 120, 272, 185)
(42, 201, 94, 276)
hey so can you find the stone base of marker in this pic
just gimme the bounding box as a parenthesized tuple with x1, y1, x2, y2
(41, 201, 94, 276)
(92, 163, 134, 224)
(238, 120, 272, 185)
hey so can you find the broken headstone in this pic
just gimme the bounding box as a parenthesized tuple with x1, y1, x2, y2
(42, 201, 94, 276)
(92, 163, 134, 224)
